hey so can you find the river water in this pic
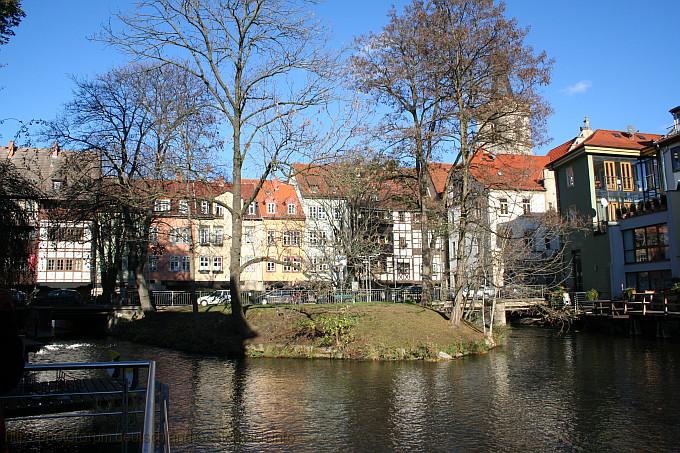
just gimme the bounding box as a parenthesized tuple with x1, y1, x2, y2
(12, 327, 680, 452)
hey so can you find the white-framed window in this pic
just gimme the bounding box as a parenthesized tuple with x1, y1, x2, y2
(398, 211, 406, 222)
(283, 257, 292, 272)
(52, 180, 63, 190)
(522, 198, 531, 214)
(149, 226, 159, 243)
(199, 256, 210, 272)
(267, 261, 276, 272)
(308, 231, 327, 246)
(214, 203, 224, 217)
(47, 259, 55, 271)
(267, 202, 276, 214)
(65, 259, 73, 271)
(241, 255, 255, 272)
(154, 199, 171, 212)
(201, 200, 210, 215)
(399, 235, 407, 249)
(283, 230, 301, 246)
(199, 227, 210, 245)
(169, 256, 180, 272)
(499, 198, 509, 215)
(244, 226, 254, 244)
(213, 256, 223, 272)
(288, 203, 296, 215)
(179, 200, 189, 215)
(181, 256, 191, 272)
(566, 167, 575, 188)
(267, 230, 276, 246)
(309, 205, 325, 220)
(170, 228, 191, 244)
(334, 207, 342, 221)
(213, 227, 223, 245)
(148, 255, 158, 272)
(291, 257, 301, 273)
(56, 259, 64, 271)
(247, 202, 257, 215)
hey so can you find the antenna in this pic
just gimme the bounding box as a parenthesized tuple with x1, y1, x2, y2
(626, 125, 637, 137)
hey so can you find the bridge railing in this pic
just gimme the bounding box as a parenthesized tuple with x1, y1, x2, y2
(2, 360, 170, 453)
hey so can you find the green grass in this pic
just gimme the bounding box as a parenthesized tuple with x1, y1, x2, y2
(112, 302, 493, 360)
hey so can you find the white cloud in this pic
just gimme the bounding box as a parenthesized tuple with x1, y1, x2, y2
(563, 80, 592, 95)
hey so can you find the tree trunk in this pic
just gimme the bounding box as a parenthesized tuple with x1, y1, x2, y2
(135, 262, 154, 312)
(229, 122, 253, 337)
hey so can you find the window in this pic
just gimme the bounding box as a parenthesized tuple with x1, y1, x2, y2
(310, 185, 319, 193)
(522, 198, 531, 214)
(283, 257, 292, 272)
(267, 230, 276, 246)
(244, 226, 254, 244)
(247, 202, 257, 215)
(397, 261, 410, 276)
(199, 256, 210, 272)
(544, 236, 552, 251)
(201, 200, 210, 215)
(267, 202, 276, 214)
(169, 256, 180, 272)
(148, 255, 158, 272)
(48, 227, 84, 242)
(626, 270, 672, 292)
(170, 228, 191, 244)
(499, 198, 509, 215)
(65, 259, 73, 271)
(56, 259, 64, 271)
(623, 224, 669, 264)
(283, 257, 300, 272)
(213, 256, 223, 273)
(214, 203, 224, 217)
(283, 230, 301, 246)
(47, 259, 55, 271)
(267, 261, 276, 272)
(74, 259, 83, 271)
(309, 206, 325, 220)
(566, 167, 575, 188)
(149, 227, 159, 243)
(671, 146, 680, 172)
(155, 199, 171, 212)
(199, 227, 210, 245)
(308, 231, 326, 246)
(288, 203, 296, 215)
(291, 257, 301, 272)
(398, 211, 406, 222)
(334, 207, 342, 221)
(399, 235, 407, 249)
(620, 162, 634, 191)
(604, 161, 617, 191)
(181, 256, 191, 272)
(213, 227, 223, 245)
(607, 201, 619, 222)
(52, 180, 63, 190)
(179, 200, 189, 215)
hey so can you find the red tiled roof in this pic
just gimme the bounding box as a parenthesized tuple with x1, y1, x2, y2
(470, 151, 549, 191)
(428, 162, 454, 195)
(547, 129, 661, 165)
(242, 178, 304, 220)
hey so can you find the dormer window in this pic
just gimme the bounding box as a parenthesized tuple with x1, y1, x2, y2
(201, 200, 210, 215)
(247, 202, 257, 215)
(52, 180, 63, 190)
(154, 199, 171, 212)
(288, 203, 296, 215)
(267, 202, 276, 214)
(178, 200, 189, 215)
(310, 185, 319, 193)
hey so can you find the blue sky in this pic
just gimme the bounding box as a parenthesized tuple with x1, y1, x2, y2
(0, 0, 678, 155)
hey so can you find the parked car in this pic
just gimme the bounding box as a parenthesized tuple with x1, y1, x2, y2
(254, 290, 294, 305)
(462, 286, 496, 299)
(32, 289, 84, 306)
(197, 290, 231, 306)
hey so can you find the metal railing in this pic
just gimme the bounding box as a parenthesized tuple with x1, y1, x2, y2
(2, 360, 169, 453)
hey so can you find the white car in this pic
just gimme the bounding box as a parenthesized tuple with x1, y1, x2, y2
(197, 290, 231, 306)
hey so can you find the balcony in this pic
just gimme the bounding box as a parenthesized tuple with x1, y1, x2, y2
(617, 194, 667, 220)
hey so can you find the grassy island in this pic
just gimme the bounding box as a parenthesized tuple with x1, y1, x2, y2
(112, 303, 497, 360)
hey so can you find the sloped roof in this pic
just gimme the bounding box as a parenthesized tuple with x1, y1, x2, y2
(547, 129, 661, 165)
(428, 162, 454, 195)
(242, 178, 305, 220)
(470, 151, 549, 191)
(291, 162, 347, 198)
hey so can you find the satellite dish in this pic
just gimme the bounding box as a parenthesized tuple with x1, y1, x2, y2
(600, 198, 609, 207)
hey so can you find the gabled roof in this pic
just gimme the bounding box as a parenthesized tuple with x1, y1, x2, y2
(291, 163, 346, 198)
(428, 162, 454, 195)
(547, 129, 661, 166)
(470, 151, 549, 192)
(242, 178, 305, 220)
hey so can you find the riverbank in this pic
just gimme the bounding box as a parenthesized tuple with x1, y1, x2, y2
(111, 303, 497, 360)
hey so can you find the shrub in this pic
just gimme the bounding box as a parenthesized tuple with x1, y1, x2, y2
(586, 288, 599, 301)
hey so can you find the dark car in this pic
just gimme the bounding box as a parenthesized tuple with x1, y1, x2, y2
(32, 289, 84, 306)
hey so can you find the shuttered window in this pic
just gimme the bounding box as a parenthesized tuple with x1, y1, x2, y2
(604, 161, 617, 191)
(620, 162, 634, 191)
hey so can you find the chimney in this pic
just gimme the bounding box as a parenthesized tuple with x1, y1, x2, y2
(7, 140, 16, 158)
(50, 141, 60, 157)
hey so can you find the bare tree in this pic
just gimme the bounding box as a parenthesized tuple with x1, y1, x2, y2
(352, 0, 551, 321)
(102, 0, 345, 334)
(47, 63, 215, 311)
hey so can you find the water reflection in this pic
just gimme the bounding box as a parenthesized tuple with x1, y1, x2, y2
(16, 329, 680, 452)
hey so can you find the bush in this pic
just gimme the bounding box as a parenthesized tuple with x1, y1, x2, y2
(586, 288, 599, 301)
(293, 310, 358, 346)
